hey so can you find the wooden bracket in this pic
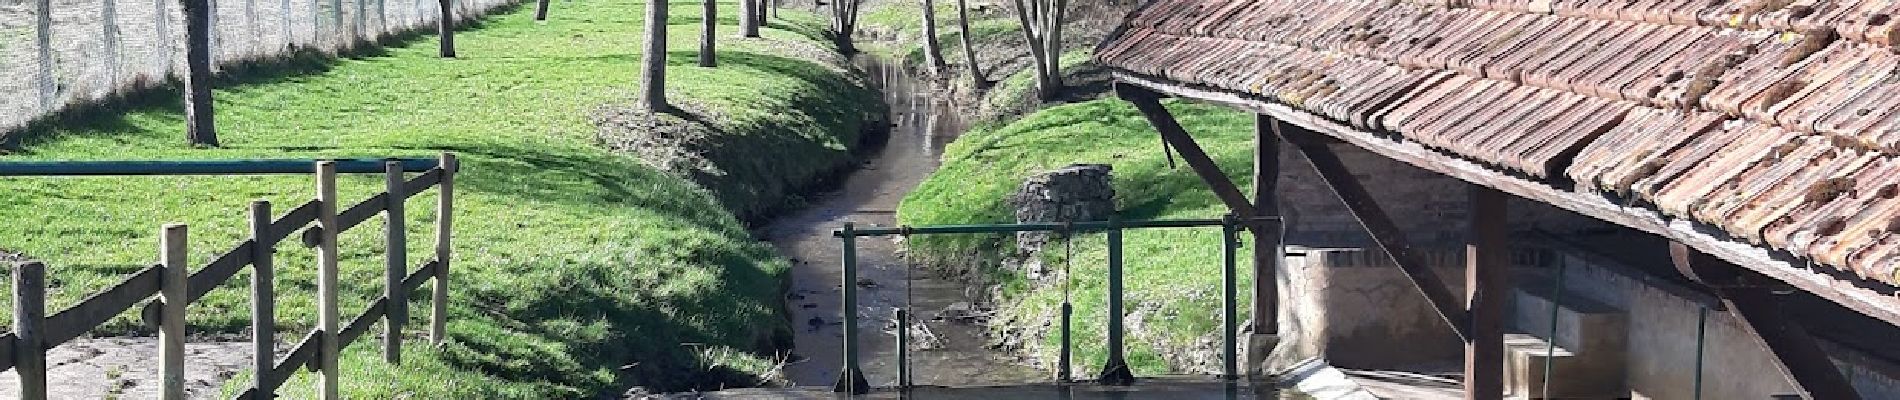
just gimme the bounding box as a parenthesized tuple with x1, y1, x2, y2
(1116, 83, 1261, 220)
(1280, 123, 1472, 340)
(1671, 243, 1861, 400)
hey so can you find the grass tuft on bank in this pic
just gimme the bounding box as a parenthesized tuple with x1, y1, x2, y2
(2, 0, 873, 397)
(897, 98, 1259, 376)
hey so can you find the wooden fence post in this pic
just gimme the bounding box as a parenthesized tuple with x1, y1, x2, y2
(13, 261, 46, 400)
(249, 201, 276, 394)
(160, 224, 189, 400)
(431, 153, 456, 344)
(384, 161, 407, 364)
(315, 161, 340, 400)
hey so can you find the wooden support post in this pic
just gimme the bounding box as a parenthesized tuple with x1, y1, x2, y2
(432, 153, 456, 344)
(14, 262, 46, 400)
(316, 161, 341, 400)
(1251, 116, 1284, 378)
(1465, 187, 1508, 400)
(384, 161, 407, 364)
(249, 201, 276, 394)
(1671, 243, 1861, 400)
(1115, 83, 1259, 218)
(1280, 124, 1471, 340)
(183, 0, 219, 146)
(160, 224, 189, 400)
(437, 0, 455, 57)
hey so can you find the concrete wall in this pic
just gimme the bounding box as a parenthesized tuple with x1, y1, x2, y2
(1270, 246, 1467, 371)
(1535, 250, 1900, 399)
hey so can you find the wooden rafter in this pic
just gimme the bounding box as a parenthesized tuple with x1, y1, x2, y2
(1116, 84, 1261, 220)
(1279, 123, 1473, 341)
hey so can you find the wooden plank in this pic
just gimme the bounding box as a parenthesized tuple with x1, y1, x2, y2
(1672, 243, 1863, 400)
(159, 224, 187, 400)
(339, 298, 389, 349)
(268, 200, 320, 244)
(1116, 83, 1261, 219)
(138, 240, 256, 329)
(0, 333, 17, 372)
(237, 329, 322, 400)
(1280, 123, 1473, 340)
(404, 260, 440, 294)
(14, 262, 46, 400)
(300, 193, 390, 247)
(402, 169, 444, 199)
(45, 265, 162, 345)
(1466, 187, 1508, 400)
(1112, 71, 1900, 329)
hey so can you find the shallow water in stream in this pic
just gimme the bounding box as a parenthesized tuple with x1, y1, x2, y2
(760, 56, 1048, 388)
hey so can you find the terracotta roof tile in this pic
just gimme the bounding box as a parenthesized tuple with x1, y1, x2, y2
(1099, 0, 1900, 283)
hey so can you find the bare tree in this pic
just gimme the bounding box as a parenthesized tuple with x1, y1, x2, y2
(640, 0, 670, 112)
(701, 0, 717, 67)
(830, 0, 863, 52)
(741, 0, 760, 38)
(1011, 0, 1066, 100)
(184, 0, 218, 146)
(955, 0, 982, 89)
(920, 0, 947, 74)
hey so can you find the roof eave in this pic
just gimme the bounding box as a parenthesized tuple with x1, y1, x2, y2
(1111, 70, 1900, 327)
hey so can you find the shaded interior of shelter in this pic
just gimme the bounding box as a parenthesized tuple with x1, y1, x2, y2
(1091, 0, 1900, 395)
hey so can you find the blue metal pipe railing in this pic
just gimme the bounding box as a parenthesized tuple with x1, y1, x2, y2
(0, 158, 440, 176)
(830, 216, 1278, 392)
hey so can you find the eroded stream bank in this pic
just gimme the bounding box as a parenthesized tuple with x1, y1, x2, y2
(761, 56, 1046, 388)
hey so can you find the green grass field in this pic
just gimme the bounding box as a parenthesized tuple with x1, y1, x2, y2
(897, 98, 1260, 376)
(2, 1, 870, 397)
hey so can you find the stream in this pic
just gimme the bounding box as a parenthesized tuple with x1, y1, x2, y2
(761, 56, 1047, 388)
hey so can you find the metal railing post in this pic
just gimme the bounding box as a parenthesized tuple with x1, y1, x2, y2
(1221, 215, 1239, 380)
(384, 160, 406, 364)
(249, 201, 276, 395)
(1059, 300, 1072, 382)
(833, 223, 869, 394)
(1099, 217, 1134, 386)
(897, 308, 910, 390)
(160, 224, 189, 400)
(13, 261, 46, 400)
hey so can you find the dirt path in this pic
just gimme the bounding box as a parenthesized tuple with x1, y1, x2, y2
(0, 336, 285, 399)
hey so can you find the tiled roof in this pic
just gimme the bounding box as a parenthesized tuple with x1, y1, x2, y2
(1097, 0, 1900, 285)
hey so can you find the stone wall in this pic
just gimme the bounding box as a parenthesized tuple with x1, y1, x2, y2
(1269, 246, 1468, 370)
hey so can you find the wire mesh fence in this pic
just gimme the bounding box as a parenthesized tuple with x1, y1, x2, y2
(0, 0, 514, 135)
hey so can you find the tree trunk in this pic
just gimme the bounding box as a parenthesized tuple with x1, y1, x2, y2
(831, 0, 859, 53)
(920, 0, 946, 74)
(740, 0, 759, 37)
(955, 0, 981, 89)
(534, 0, 550, 21)
(753, 0, 767, 31)
(438, 0, 455, 57)
(640, 0, 670, 112)
(701, 0, 717, 67)
(184, 0, 219, 146)
(1011, 0, 1063, 101)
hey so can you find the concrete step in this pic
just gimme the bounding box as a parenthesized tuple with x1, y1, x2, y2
(1504, 274, 1630, 399)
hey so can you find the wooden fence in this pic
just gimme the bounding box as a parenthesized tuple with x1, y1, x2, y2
(3, 153, 458, 400)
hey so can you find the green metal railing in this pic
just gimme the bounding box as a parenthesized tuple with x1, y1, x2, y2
(828, 215, 1280, 394)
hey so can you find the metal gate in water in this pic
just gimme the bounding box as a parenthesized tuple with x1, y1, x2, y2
(827, 215, 1281, 394)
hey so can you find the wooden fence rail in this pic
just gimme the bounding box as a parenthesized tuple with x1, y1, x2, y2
(3, 153, 458, 400)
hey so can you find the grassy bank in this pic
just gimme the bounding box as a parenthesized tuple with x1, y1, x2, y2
(896, 98, 1259, 375)
(857, 1, 1129, 122)
(2, 0, 874, 397)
